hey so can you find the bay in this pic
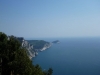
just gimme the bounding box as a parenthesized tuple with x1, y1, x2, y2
(32, 38, 100, 75)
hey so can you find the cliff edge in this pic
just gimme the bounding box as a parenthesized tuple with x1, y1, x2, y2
(17, 38, 51, 59)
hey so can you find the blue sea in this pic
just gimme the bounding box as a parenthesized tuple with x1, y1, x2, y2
(32, 38, 100, 75)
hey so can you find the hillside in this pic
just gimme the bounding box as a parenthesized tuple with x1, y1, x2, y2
(16, 38, 51, 58)
(0, 32, 53, 75)
(27, 40, 51, 51)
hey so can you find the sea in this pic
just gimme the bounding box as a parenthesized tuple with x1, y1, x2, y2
(32, 38, 100, 75)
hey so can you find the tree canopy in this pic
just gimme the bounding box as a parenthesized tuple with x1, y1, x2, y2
(0, 32, 53, 75)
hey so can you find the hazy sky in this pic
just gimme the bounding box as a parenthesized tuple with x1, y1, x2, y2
(0, 0, 100, 38)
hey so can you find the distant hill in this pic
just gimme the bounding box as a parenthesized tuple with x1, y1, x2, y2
(16, 38, 51, 58)
(27, 40, 51, 51)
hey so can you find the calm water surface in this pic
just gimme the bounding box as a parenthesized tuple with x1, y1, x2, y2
(32, 38, 100, 75)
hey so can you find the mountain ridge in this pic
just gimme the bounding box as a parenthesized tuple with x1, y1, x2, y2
(17, 37, 51, 59)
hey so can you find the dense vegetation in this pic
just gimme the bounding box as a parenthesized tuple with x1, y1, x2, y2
(0, 32, 53, 75)
(28, 40, 50, 49)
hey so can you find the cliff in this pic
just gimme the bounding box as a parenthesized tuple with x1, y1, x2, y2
(17, 37, 35, 59)
(17, 38, 51, 59)
(27, 40, 51, 51)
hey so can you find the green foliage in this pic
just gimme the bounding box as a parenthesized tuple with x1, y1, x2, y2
(0, 32, 53, 75)
(47, 68, 53, 75)
(28, 40, 50, 49)
(43, 68, 53, 75)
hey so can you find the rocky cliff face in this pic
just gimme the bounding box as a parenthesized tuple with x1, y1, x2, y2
(17, 37, 51, 59)
(40, 43, 51, 51)
(17, 37, 36, 59)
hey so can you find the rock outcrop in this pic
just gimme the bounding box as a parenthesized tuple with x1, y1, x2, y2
(17, 37, 51, 59)
(17, 37, 36, 59)
(40, 43, 51, 51)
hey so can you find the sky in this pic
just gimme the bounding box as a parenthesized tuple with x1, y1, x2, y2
(0, 0, 100, 38)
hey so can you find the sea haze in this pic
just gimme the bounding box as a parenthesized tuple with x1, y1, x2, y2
(32, 38, 100, 75)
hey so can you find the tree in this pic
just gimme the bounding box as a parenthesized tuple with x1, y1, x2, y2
(0, 32, 53, 75)
(0, 32, 33, 75)
(0, 32, 8, 75)
(47, 68, 53, 75)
